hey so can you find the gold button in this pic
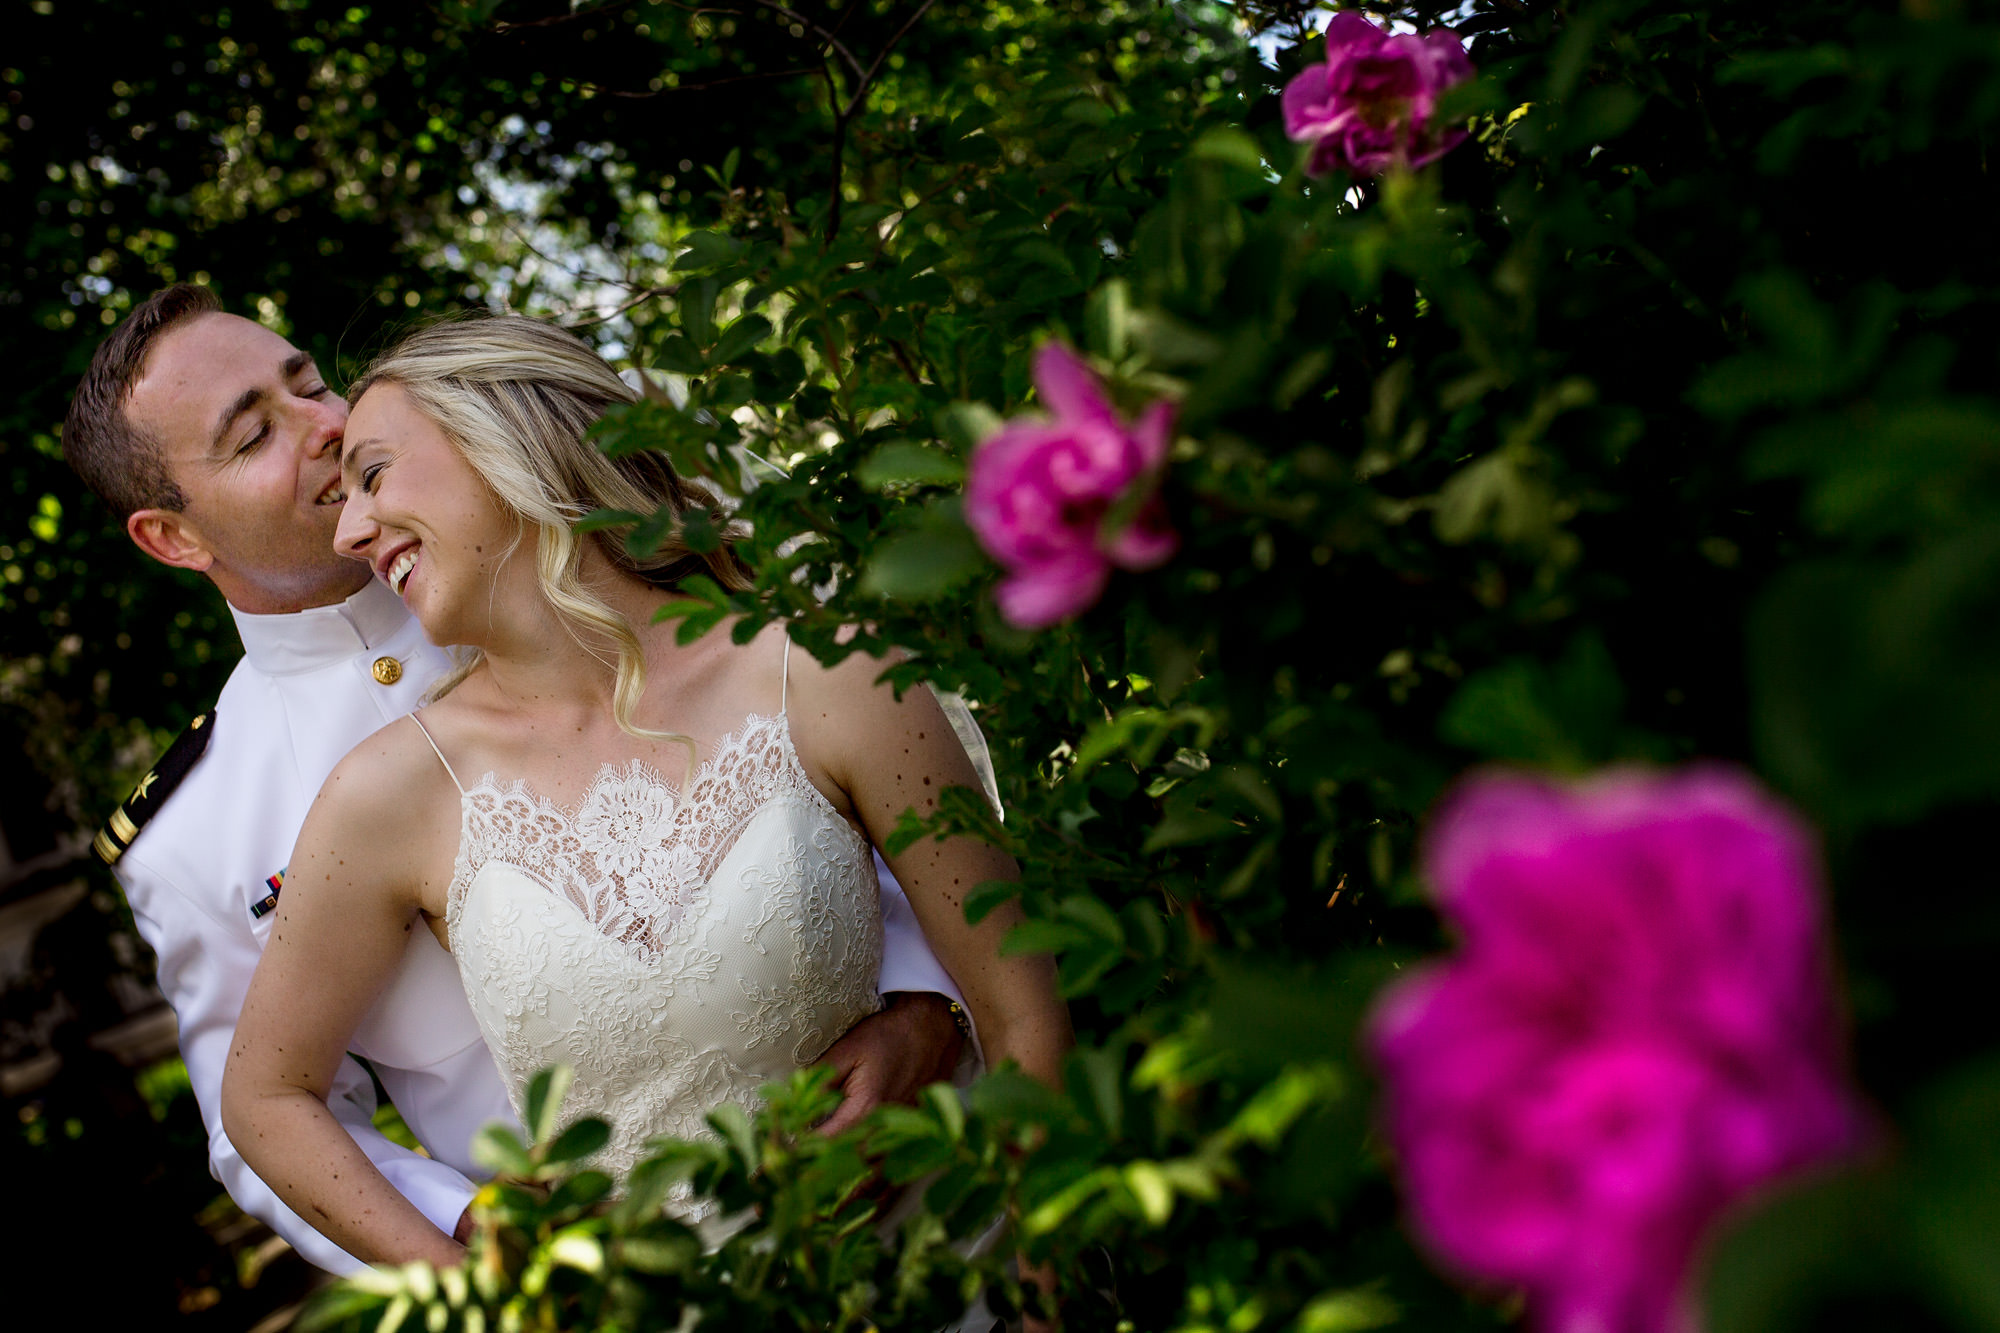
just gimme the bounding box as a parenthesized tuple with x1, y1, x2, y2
(371, 656, 403, 686)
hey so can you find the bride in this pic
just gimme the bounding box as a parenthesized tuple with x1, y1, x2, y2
(220, 316, 1072, 1267)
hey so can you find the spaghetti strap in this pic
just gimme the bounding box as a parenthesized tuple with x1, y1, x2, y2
(780, 634, 792, 716)
(409, 713, 467, 796)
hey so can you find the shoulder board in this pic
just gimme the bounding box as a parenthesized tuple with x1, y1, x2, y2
(93, 709, 217, 866)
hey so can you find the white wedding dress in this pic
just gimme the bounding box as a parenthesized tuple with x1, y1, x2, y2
(411, 642, 885, 1190)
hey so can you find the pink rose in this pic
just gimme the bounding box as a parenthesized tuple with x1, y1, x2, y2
(964, 343, 1177, 628)
(1370, 768, 1870, 1333)
(1282, 11, 1474, 177)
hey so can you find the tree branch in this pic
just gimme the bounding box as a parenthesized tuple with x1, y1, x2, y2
(559, 285, 680, 328)
(576, 65, 821, 99)
(822, 0, 939, 245)
(842, 0, 939, 119)
(745, 0, 868, 83)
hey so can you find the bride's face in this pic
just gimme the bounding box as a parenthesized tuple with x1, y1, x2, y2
(335, 382, 522, 646)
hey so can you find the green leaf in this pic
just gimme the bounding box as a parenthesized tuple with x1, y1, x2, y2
(1066, 1045, 1124, 1139)
(1124, 1160, 1174, 1225)
(1157, 1158, 1223, 1202)
(524, 1065, 575, 1146)
(546, 1170, 614, 1213)
(936, 401, 1005, 453)
(548, 1230, 605, 1274)
(654, 334, 707, 375)
(1217, 835, 1278, 900)
(1231, 1065, 1344, 1148)
(882, 806, 941, 858)
(674, 230, 744, 272)
(1904, 1056, 2000, 1328)
(1083, 278, 1133, 361)
(681, 277, 720, 347)
(617, 1233, 701, 1275)
(856, 441, 967, 490)
(858, 499, 989, 601)
(921, 1082, 967, 1142)
(1128, 308, 1225, 368)
(660, 600, 731, 645)
(966, 1067, 1068, 1123)
(1567, 85, 1646, 145)
(866, 1103, 944, 1146)
(886, 1136, 959, 1183)
(1001, 918, 1099, 957)
(1439, 633, 1626, 770)
(962, 879, 1022, 925)
(706, 1101, 757, 1165)
(1058, 894, 1126, 948)
(471, 1123, 535, 1179)
(544, 1116, 612, 1165)
(1432, 449, 1553, 546)
(710, 313, 773, 365)
(625, 505, 678, 560)
(376, 1293, 413, 1333)
(1189, 126, 1264, 173)
(1021, 1166, 1117, 1235)
(574, 507, 644, 533)
(1297, 1289, 1400, 1333)
(1703, 1166, 1900, 1333)
(1120, 899, 1168, 960)
(1140, 805, 1241, 854)
(295, 1287, 394, 1333)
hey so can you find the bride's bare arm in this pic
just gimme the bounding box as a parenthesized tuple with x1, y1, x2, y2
(221, 719, 467, 1268)
(790, 647, 1073, 1089)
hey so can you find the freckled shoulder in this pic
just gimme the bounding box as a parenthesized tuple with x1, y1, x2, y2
(288, 714, 467, 921)
(780, 630, 904, 723)
(308, 714, 465, 843)
(783, 633, 956, 798)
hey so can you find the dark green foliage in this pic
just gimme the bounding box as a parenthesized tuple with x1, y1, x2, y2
(10, 1, 2000, 1329)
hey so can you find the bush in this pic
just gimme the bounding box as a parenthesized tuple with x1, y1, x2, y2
(286, 2, 2000, 1330)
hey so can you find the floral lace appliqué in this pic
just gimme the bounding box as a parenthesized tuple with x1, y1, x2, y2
(449, 713, 821, 959)
(441, 713, 885, 1186)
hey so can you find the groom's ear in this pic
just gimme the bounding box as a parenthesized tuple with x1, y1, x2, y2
(128, 507, 216, 574)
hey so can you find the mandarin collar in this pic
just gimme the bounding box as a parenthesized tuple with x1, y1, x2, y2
(230, 578, 416, 676)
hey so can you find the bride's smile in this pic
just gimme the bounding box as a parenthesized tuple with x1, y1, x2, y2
(335, 382, 529, 648)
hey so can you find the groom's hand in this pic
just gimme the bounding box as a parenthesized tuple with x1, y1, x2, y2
(815, 992, 966, 1136)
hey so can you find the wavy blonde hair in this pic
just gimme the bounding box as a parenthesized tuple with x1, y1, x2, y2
(350, 315, 752, 739)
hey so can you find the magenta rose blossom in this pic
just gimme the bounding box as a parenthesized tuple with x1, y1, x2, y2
(1283, 11, 1474, 177)
(964, 343, 1177, 628)
(1370, 768, 1870, 1333)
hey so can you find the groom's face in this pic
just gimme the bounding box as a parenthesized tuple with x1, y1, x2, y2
(124, 313, 372, 614)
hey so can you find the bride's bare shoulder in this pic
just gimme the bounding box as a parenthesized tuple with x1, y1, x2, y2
(781, 623, 909, 701)
(308, 713, 463, 833)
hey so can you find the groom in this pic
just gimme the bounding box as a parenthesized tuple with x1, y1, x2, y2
(63, 284, 969, 1274)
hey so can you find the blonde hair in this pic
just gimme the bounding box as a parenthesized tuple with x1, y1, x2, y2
(350, 315, 752, 739)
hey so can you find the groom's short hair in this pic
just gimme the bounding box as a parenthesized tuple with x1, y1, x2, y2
(64, 282, 222, 519)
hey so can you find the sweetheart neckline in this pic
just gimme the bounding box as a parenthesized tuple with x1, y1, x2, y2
(456, 710, 807, 816)
(439, 709, 869, 955)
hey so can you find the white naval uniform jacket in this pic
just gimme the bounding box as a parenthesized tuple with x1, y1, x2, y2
(114, 579, 967, 1275)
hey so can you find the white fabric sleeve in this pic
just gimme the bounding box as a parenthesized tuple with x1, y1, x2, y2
(872, 851, 982, 1069)
(930, 690, 1002, 819)
(117, 850, 479, 1274)
(873, 850, 967, 1010)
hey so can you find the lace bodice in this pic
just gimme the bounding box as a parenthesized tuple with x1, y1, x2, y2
(437, 712, 884, 1189)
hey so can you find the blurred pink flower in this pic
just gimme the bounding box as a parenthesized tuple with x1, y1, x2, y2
(1370, 768, 1869, 1333)
(1283, 11, 1474, 177)
(964, 343, 1177, 628)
